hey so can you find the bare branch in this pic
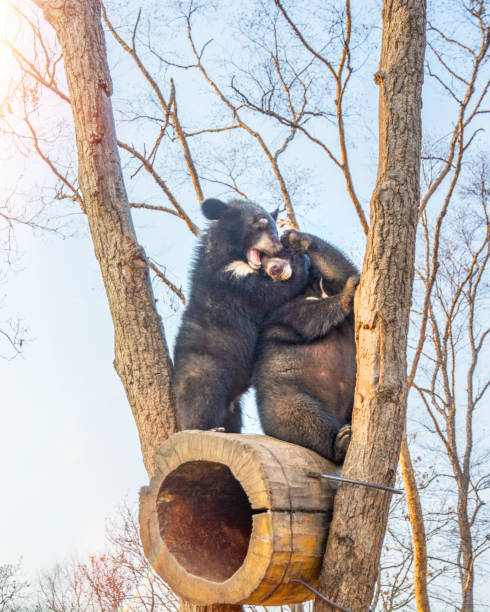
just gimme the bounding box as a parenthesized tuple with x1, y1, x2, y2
(148, 260, 185, 305)
(117, 140, 200, 236)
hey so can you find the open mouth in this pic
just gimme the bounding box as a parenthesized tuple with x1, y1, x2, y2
(247, 247, 262, 270)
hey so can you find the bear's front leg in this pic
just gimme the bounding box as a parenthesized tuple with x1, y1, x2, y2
(281, 229, 314, 254)
(340, 274, 360, 314)
(283, 230, 358, 291)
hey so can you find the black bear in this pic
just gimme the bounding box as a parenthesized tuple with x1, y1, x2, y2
(254, 230, 359, 464)
(173, 198, 309, 433)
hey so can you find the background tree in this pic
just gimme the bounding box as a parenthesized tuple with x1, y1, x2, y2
(10, 503, 295, 612)
(374, 160, 490, 612)
(0, 563, 29, 612)
(412, 160, 489, 611)
(36, 504, 178, 612)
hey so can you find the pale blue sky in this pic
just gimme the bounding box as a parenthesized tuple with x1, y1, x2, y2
(1, 1, 489, 608)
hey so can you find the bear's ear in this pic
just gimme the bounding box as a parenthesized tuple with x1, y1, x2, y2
(270, 207, 280, 222)
(202, 198, 228, 220)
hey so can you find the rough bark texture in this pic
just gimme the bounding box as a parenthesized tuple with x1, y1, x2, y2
(315, 1, 426, 610)
(34, 0, 176, 478)
(179, 605, 241, 612)
(33, 2, 241, 611)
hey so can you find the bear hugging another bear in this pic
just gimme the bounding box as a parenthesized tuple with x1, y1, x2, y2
(173, 198, 359, 465)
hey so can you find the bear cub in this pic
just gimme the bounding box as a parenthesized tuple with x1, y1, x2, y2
(255, 230, 359, 464)
(173, 198, 309, 434)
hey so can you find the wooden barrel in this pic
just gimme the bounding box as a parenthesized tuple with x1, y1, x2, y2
(139, 430, 338, 606)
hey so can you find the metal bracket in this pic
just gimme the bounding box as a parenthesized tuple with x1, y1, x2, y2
(307, 471, 403, 495)
(290, 578, 353, 612)
(291, 578, 374, 612)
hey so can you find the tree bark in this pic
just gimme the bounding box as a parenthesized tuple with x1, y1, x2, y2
(400, 433, 430, 612)
(32, 1, 241, 610)
(32, 0, 175, 477)
(315, 1, 426, 610)
(179, 604, 242, 612)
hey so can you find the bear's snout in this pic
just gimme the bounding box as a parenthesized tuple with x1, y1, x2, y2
(264, 257, 293, 281)
(252, 233, 282, 257)
(269, 262, 281, 276)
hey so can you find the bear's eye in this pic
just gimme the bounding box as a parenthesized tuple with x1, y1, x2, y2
(256, 218, 269, 228)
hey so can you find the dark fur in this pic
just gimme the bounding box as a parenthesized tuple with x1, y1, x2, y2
(254, 230, 359, 464)
(173, 199, 309, 433)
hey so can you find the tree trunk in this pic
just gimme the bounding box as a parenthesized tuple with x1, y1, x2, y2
(315, 1, 426, 610)
(32, 1, 241, 610)
(458, 486, 474, 612)
(400, 433, 430, 611)
(32, 0, 175, 477)
(179, 605, 243, 612)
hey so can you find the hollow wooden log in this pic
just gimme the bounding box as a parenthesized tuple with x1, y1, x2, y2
(139, 430, 338, 606)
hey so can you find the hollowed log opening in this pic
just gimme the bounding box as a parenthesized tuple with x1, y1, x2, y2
(140, 431, 338, 605)
(157, 461, 253, 581)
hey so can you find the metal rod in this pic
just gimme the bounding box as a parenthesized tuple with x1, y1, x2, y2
(307, 471, 403, 495)
(290, 579, 353, 612)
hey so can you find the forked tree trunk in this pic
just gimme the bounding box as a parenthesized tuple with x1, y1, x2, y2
(31, 0, 426, 609)
(32, 1, 240, 611)
(315, 1, 426, 610)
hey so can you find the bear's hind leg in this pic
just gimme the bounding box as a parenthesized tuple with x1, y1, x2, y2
(257, 387, 349, 464)
(174, 355, 234, 431)
(221, 399, 242, 433)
